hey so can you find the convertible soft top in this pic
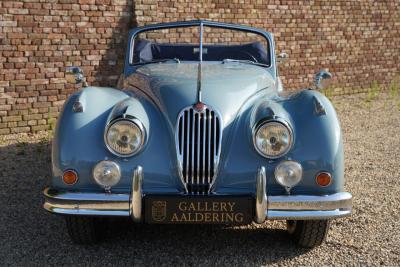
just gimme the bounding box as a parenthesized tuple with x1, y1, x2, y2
(133, 39, 270, 65)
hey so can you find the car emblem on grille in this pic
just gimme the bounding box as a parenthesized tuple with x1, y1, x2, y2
(151, 201, 167, 222)
(194, 102, 205, 112)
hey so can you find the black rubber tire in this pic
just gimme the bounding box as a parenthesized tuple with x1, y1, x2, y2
(287, 220, 330, 248)
(65, 216, 105, 245)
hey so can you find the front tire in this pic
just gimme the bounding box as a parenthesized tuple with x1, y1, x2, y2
(65, 216, 105, 244)
(287, 220, 330, 248)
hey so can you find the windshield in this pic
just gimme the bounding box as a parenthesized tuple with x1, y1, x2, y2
(131, 24, 270, 66)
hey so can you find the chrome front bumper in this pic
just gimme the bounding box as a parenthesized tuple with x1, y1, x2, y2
(43, 166, 352, 222)
(254, 166, 352, 221)
(44, 166, 143, 221)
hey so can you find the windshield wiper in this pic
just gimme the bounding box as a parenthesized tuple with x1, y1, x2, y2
(222, 59, 268, 67)
(133, 58, 180, 66)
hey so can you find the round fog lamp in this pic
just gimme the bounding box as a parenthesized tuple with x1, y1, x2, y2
(275, 160, 302, 189)
(93, 160, 121, 188)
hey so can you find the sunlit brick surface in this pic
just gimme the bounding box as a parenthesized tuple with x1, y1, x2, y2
(0, 0, 399, 135)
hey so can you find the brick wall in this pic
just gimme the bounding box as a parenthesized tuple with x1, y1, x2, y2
(134, 0, 400, 92)
(1, 0, 399, 135)
(0, 0, 133, 135)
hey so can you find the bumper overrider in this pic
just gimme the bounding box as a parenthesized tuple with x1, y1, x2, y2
(43, 166, 352, 223)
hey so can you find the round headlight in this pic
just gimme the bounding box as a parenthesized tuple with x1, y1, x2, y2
(105, 119, 145, 157)
(275, 160, 302, 188)
(93, 160, 121, 188)
(253, 121, 293, 158)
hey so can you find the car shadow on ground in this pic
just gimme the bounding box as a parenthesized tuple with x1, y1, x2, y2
(103, 220, 311, 265)
(0, 141, 311, 266)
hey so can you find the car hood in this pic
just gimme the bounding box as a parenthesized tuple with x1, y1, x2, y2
(124, 62, 276, 126)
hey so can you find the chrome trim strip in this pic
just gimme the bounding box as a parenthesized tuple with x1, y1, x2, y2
(185, 111, 189, 186)
(43, 189, 129, 201)
(202, 112, 206, 186)
(208, 109, 223, 192)
(255, 166, 268, 223)
(268, 192, 352, 211)
(213, 111, 217, 172)
(180, 115, 185, 178)
(174, 109, 189, 192)
(45, 208, 129, 217)
(196, 113, 200, 186)
(43, 188, 130, 216)
(129, 32, 134, 65)
(207, 109, 211, 184)
(191, 109, 195, 187)
(267, 209, 351, 220)
(199, 22, 204, 62)
(130, 165, 143, 222)
(265, 192, 352, 220)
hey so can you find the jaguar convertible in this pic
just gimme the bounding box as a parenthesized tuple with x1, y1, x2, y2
(43, 20, 352, 247)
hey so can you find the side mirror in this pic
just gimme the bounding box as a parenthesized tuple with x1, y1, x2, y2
(277, 52, 289, 64)
(65, 66, 87, 87)
(313, 69, 332, 90)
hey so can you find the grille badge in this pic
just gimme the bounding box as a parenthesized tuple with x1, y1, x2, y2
(194, 102, 205, 112)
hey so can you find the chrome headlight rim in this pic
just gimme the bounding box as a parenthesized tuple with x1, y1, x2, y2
(252, 119, 293, 159)
(104, 117, 146, 158)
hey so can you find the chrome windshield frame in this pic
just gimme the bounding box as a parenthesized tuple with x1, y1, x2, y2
(124, 20, 277, 79)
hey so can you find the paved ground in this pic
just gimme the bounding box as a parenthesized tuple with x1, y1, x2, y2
(0, 92, 399, 266)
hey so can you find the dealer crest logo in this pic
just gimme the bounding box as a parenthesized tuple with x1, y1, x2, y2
(151, 201, 167, 222)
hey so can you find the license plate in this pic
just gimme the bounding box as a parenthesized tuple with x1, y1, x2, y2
(144, 195, 253, 224)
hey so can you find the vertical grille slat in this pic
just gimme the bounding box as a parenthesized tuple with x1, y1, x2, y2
(178, 117, 182, 154)
(210, 111, 215, 180)
(207, 111, 212, 183)
(176, 105, 222, 194)
(183, 111, 190, 183)
(190, 109, 195, 188)
(216, 116, 220, 153)
(202, 112, 206, 187)
(196, 113, 200, 193)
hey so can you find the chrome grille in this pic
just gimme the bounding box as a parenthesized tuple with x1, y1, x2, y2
(176, 105, 222, 194)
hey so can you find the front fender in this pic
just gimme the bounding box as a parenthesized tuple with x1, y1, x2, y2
(280, 90, 344, 194)
(215, 89, 344, 195)
(51, 86, 184, 193)
(51, 87, 130, 190)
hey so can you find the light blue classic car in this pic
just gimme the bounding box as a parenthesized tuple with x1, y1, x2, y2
(43, 20, 352, 247)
